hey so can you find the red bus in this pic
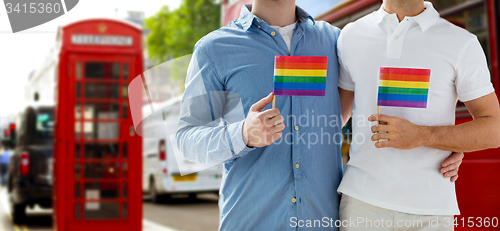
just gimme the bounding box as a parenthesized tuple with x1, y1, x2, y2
(223, 0, 500, 230)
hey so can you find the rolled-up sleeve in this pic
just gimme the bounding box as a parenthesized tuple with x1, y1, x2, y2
(175, 44, 254, 165)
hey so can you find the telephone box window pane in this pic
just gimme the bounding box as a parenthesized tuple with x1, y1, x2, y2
(122, 103, 128, 119)
(75, 143, 80, 159)
(84, 162, 120, 179)
(84, 83, 119, 99)
(122, 162, 128, 179)
(76, 82, 81, 99)
(75, 203, 81, 220)
(122, 143, 127, 159)
(75, 122, 81, 139)
(83, 122, 120, 140)
(84, 182, 120, 199)
(75, 103, 81, 119)
(83, 103, 119, 120)
(85, 62, 118, 80)
(122, 84, 128, 99)
(75, 183, 80, 199)
(122, 203, 128, 219)
(84, 202, 119, 220)
(122, 183, 127, 199)
(76, 62, 82, 79)
(84, 143, 119, 159)
(112, 63, 120, 79)
(123, 63, 129, 79)
(75, 163, 81, 179)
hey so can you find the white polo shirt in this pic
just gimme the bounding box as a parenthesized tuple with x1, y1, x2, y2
(337, 2, 494, 215)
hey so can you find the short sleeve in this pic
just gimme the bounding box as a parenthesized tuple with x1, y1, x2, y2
(455, 37, 495, 102)
(337, 26, 355, 91)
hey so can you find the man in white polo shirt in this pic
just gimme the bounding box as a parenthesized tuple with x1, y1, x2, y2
(337, 0, 500, 230)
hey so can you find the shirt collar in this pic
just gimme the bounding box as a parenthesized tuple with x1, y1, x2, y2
(373, 1, 440, 32)
(239, 4, 315, 32)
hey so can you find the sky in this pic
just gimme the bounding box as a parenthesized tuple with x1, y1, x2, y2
(0, 0, 182, 116)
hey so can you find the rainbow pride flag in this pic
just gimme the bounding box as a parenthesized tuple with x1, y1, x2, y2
(377, 67, 431, 108)
(273, 56, 328, 96)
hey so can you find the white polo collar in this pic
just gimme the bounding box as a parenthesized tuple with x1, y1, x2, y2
(373, 1, 441, 32)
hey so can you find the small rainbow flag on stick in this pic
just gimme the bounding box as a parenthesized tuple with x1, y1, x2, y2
(273, 56, 328, 103)
(377, 67, 431, 109)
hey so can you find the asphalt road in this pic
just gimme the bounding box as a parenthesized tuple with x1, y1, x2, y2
(143, 194, 220, 231)
(0, 187, 220, 231)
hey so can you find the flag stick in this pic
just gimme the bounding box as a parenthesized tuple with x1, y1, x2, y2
(377, 106, 380, 143)
(272, 95, 276, 108)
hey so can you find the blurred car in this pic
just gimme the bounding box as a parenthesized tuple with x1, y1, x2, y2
(142, 96, 222, 203)
(8, 106, 54, 223)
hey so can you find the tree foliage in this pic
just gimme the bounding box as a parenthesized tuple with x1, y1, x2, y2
(145, 0, 221, 64)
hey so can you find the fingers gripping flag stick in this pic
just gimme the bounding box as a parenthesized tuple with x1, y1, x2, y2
(376, 67, 431, 141)
(272, 56, 328, 108)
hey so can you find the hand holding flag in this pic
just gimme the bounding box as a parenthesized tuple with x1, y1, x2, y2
(372, 67, 431, 144)
(242, 93, 285, 148)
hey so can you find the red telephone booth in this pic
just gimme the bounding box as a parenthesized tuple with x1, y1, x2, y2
(53, 19, 143, 231)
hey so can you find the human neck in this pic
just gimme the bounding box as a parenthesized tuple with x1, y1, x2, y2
(251, 0, 297, 27)
(382, 0, 425, 22)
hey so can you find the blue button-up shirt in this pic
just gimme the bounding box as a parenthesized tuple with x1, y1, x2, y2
(176, 5, 343, 231)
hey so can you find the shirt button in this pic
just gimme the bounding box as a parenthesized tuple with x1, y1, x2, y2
(271, 31, 276, 36)
(388, 18, 393, 22)
(257, 25, 261, 29)
(393, 35, 399, 39)
(256, 19, 260, 23)
(295, 164, 299, 169)
(294, 126, 299, 131)
(292, 198, 297, 203)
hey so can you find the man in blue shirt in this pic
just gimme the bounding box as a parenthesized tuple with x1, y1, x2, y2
(177, 1, 342, 230)
(0, 148, 11, 186)
(176, 0, 462, 230)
